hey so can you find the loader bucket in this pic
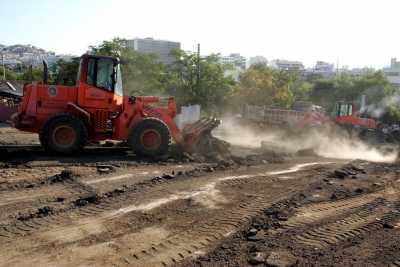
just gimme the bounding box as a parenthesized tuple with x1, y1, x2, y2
(181, 118, 220, 152)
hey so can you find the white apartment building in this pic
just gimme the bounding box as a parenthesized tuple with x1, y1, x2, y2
(220, 53, 246, 69)
(383, 58, 400, 87)
(127, 38, 181, 65)
(269, 59, 305, 72)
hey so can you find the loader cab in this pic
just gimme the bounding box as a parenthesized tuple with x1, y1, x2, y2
(77, 54, 123, 113)
(335, 102, 354, 117)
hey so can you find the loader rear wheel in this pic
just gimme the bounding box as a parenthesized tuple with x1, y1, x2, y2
(129, 118, 170, 157)
(40, 114, 88, 155)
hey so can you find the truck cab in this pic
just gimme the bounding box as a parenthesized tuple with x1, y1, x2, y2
(334, 102, 377, 129)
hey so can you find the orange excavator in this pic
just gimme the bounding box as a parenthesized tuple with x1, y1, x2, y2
(11, 54, 219, 156)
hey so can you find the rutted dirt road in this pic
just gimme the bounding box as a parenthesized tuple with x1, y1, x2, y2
(1, 125, 400, 266)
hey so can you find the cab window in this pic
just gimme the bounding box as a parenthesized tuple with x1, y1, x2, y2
(97, 59, 114, 92)
(338, 104, 352, 116)
(86, 58, 114, 92)
(87, 58, 96, 86)
(114, 64, 123, 96)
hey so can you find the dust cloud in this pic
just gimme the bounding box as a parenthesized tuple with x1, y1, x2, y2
(215, 117, 398, 163)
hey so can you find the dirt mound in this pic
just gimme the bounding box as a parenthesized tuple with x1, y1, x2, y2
(190, 134, 233, 163)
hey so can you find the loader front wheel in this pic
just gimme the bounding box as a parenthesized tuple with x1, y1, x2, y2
(41, 114, 88, 155)
(129, 118, 170, 157)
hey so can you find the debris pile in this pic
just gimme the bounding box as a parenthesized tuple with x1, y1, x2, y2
(330, 162, 366, 179)
(171, 133, 234, 164)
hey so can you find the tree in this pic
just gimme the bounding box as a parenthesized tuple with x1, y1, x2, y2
(17, 67, 43, 81)
(165, 50, 234, 111)
(233, 64, 294, 108)
(1, 66, 17, 80)
(53, 58, 80, 86)
(308, 71, 395, 113)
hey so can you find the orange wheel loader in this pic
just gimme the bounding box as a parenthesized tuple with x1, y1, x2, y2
(11, 54, 219, 156)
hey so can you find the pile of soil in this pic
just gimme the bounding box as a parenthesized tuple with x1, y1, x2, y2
(191, 134, 233, 162)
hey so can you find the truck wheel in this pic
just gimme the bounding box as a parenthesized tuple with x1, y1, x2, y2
(40, 113, 88, 154)
(128, 118, 170, 157)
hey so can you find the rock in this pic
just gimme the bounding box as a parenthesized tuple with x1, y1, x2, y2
(162, 173, 175, 180)
(333, 169, 348, 179)
(265, 208, 279, 216)
(56, 197, 65, 202)
(249, 252, 268, 265)
(354, 188, 364, 193)
(221, 243, 229, 249)
(248, 228, 258, 236)
(75, 199, 89, 206)
(277, 214, 288, 221)
(247, 230, 264, 241)
(350, 164, 365, 173)
(114, 187, 126, 193)
(59, 170, 73, 179)
(206, 166, 215, 172)
(97, 168, 112, 174)
(383, 222, 395, 229)
(37, 206, 54, 216)
(96, 165, 115, 174)
(48, 170, 73, 183)
(266, 250, 297, 267)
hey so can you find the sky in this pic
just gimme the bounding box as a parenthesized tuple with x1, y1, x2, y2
(0, 0, 399, 69)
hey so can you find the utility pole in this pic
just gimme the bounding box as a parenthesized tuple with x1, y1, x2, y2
(1, 50, 5, 80)
(336, 56, 339, 77)
(196, 43, 201, 91)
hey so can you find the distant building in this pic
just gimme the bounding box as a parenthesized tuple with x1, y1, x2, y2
(269, 59, 304, 72)
(383, 58, 400, 87)
(350, 67, 374, 77)
(0, 44, 70, 68)
(248, 56, 268, 67)
(309, 61, 335, 78)
(220, 53, 246, 69)
(127, 37, 180, 65)
(315, 61, 334, 73)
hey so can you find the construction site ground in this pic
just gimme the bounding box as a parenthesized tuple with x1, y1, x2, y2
(1, 124, 400, 267)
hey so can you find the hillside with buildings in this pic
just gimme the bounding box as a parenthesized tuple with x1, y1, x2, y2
(0, 44, 74, 69)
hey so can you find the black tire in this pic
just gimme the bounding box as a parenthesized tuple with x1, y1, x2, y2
(40, 113, 88, 155)
(128, 118, 171, 157)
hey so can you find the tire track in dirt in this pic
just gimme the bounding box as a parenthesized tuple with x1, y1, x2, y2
(281, 193, 385, 230)
(273, 187, 400, 250)
(295, 200, 393, 248)
(0, 160, 341, 267)
(0, 163, 209, 240)
(114, 165, 330, 267)
(0, 178, 96, 224)
(117, 190, 298, 267)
